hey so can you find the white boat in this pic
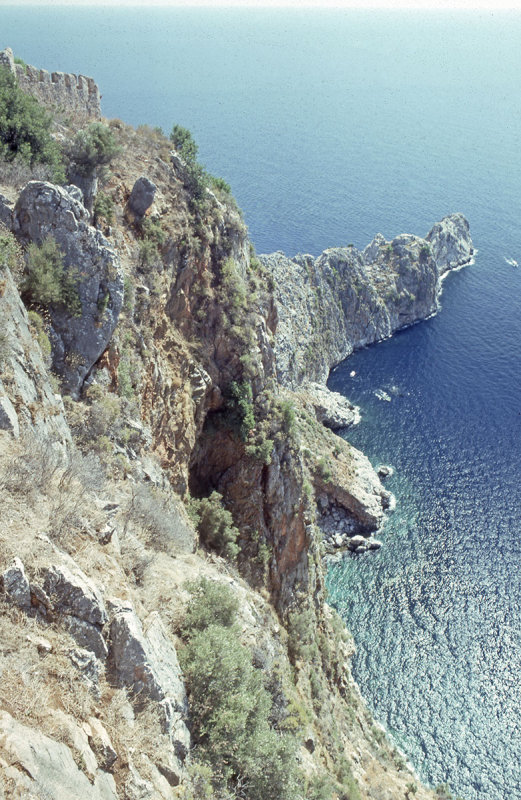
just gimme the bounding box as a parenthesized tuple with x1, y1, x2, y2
(504, 257, 518, 267)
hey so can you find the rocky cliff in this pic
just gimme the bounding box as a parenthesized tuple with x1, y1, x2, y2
(0, 50, 466, 800)
(262, 215, 473, 388)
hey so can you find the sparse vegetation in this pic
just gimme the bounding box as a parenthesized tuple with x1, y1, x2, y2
(93, 190, 114, 225)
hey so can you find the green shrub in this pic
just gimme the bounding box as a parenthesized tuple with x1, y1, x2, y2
(93, 191, 114, 225)
(68, 122, 119, 177)
(0, 67, 65, 181)
(420, 243, 432, 263)
(180, 579, 301, 800)
(191, 490, 240, 560)
(170, 124, 199, 162)
(181, 577, 239, 635)
(209, 174, 231, 195)
(317, 456, 332, 482)
(279, 400, 296, 435)
(229, 380, 255, 441)
(21, 236, 81, 315)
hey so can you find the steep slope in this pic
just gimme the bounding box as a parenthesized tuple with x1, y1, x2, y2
(0, 49, 467, 800)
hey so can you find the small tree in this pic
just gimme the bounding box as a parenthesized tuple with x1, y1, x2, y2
(68, 122, 120, 177)
(170, 124, 198, 162)
(22, 236, 81, 315)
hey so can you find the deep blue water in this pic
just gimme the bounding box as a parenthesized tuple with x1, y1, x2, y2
(3, 8, 521, 799)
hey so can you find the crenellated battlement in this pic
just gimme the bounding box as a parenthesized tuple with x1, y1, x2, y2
(1, 47, 101, 121)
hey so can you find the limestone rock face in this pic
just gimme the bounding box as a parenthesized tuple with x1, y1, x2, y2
(0, 265, 70, 445)
(110, 603, 190, 758)
(426, 212, 474, 274)
(128, 176, 157, 217)
(42, 563, 108, 627)
(0, 711, 118, 800)
(303, 382, 360, 429)
(13, 181, 124, 395)
(262, 214, 473, 388)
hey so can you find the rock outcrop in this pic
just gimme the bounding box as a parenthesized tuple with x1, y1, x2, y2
(0, 711, 118, 799)
(110, 602, 190, 761)
(0, 264, 70, 445)
(262, 214, 474, 388)
(13, 181, 124, 395)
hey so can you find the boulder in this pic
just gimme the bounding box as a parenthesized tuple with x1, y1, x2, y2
(1, 557, 31, 609)
(0, 194, 13, 227)
(128, 177, 157, 218)
(13, 181, 124, 395)
(0, 394, 18, 437)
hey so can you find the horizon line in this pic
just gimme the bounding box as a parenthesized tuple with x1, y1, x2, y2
(2, 1, 521, 8)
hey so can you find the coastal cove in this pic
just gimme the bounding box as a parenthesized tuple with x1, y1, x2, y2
(2, 7, 521, 800)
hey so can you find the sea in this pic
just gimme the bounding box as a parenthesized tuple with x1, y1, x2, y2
(3, 7, 521, 799)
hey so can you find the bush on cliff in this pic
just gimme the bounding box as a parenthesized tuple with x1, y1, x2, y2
(180, 579, 301, 800)
(189, 490, 240, 560)
(68, 121, 120, 177)
(21, 235, 81, 315)
(0, 67, 65, 182)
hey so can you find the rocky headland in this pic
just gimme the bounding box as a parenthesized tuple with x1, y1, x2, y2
(0, 48, 472, 800)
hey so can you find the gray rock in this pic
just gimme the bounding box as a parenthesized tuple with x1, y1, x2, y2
(0, 47, 15, 75)
(65, 617, 108, 660)
(1, 557, 31, 609)
(110, 605, 190, 754)
(0, 194, 13, 227)
(0, 393, 19, 437)
(128, 177, 157, 218)
(42, 563, 107, 626)
(377, 464, 394, 480)
(0, 266, 70, 446)
(261, 214, 473, 388)
(68, 171, 98, 214)
(0, 710, 118, 799)
(125, 763, 156, 800)
(426, 212, 474, 275)
(13, 181, 124, 395)
(69, 647, 102, 694)
(367, 538, 383, 550)
(304, 382, 360, 429)
(347, 535, 368, 551)
(64, 183, 85, 205)
(86, 717, 117, 771)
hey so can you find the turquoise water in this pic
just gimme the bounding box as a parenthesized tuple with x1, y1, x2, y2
(3, 8, 521, 798)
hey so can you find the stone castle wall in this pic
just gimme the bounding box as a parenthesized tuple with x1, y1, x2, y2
(1, 47, 101, 121)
